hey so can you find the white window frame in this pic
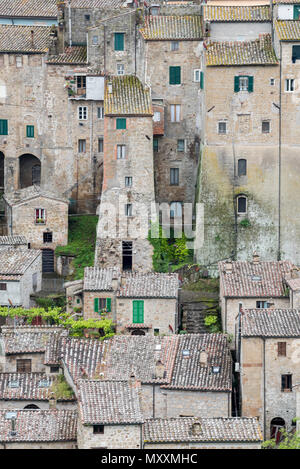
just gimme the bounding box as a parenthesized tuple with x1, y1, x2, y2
(117, 144, 126, 159)
(177, 139, 185, 152)
(35, 208, 46, 224)
(285, 78, 295, 92)
(153, 111, 161, 122)
(125, 203, 132, 217)
(194, 69, 201, 82)
(270, 78, 275, 86)
(171, 41, 179, 51)
(117, 64, 125, 75)
(218, 121, 227, 135)
(125, 176, 132, 187)
(97, 105, 104, 119)
(170, 201, 182, 218)
(78, 139, 86, 153)
(239, 77, 249, 91)
(78, 106, 88, 120)
(170, 104, 181, 123)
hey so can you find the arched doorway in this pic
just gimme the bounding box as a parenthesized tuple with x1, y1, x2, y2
(19, 154, 41, 188)
(24, 404, 40, 410)
(270, 417, 285, 443)
(131, 329, 145, 336)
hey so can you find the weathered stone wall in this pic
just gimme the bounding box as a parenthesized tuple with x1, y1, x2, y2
(20, 251, 42, 308)
(77, 421, 142, 449)
(2, 352, 46, 373)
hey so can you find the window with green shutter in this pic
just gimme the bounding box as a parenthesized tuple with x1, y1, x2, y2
(0, 119, 8, 135)
(94, 297, 111, 314)
(106, 298, 111, 312)
(114, 33, 124, 51)
(200, 71, 204, 90)
(169, 66, 181, 85)
(153, 138, 158, 152)
(26, 125, 34, 138)
(116, 118, 126, 129)
(294, 5, 300, 19)
(234, 76, 254, 92)
(133, 300, 144, 324)
(94, 298, 99, 313)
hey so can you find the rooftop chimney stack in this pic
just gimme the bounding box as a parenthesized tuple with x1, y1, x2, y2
(252, 251, 260, 264)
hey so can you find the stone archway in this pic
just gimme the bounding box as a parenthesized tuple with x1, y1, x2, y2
(270, 417, 285, 443)
(131, 329, 145, 336)
(19, 153, 41, 188)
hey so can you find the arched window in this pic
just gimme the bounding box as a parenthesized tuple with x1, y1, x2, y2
(24, 404, 39, 410)
(238, 159, 247, 176)
(237, 195, 247, 214)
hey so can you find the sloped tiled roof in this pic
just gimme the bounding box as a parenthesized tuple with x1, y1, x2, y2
(78, 380, 144, 425)
(144, 417, 263, 443)
(206, 35, 278, 66)
(140, 15, 202, 40)
(1, 326, 66, 355)
(4, 185, 68, 206)
(0, 248, 40, 277)
(104, 76, 153, 116)
(241, 309, 300, 337)
(275, 20, 300, 41)
(46, 46, 87, 64)
(84, 267, 179, 298)
(0, 410, 77, 442)
(70, 0, 125, 7)
(0, 373, 74, 401)
(0, 236, 27, 246)
(0, 0, 57, 18)
(162, 334, 232, 392)
(0, 25, 51, 53)
(203, 5, 270, 22)
(219, 259, 293, 298)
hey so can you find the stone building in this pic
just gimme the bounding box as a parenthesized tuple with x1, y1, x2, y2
(0, 0, 58, 26)
(77, 379, 144, 449)
(3, 186, 68, 273)
(238, 308, 300, 440)
(82, 266, 179, 335)
(95, 76, 155, 272)
(143, 416, 263, 449)
(218, 254, 293, 347)
(0, 409, 77, 449)
(0, 248, 42, 308)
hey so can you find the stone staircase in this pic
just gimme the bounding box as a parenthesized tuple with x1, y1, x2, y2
(181, 300, 219, 334)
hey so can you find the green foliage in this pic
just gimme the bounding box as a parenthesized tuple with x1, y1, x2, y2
(239, 218, 251, 228)
(262, 428, 300, 449)
(0, 306, 115, 339)
(55, 215, 98, 280)
(34, 296, 66, 310)
(148, 222, 193, 272)
(49, 374, 74, 400)
(204, 314, 222, 333)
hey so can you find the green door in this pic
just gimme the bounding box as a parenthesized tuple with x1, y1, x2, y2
(133, 300, 144, 324)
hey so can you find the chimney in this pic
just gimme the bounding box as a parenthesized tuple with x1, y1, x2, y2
(199, 350, 208, 367)
(111, 275, 119, 291)
(291, 267, 299, 279)
(224, 260, 232, 273)
(10, 417, 17, 436)
(252, 251, 260, 264)
(128, 372, 141, 390)
(49, 391, 57, 409)
(191, 418, 201, 435)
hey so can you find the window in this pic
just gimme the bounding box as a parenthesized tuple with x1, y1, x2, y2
(194, 69, 201, 82)
(32, 272, 37, 291)
(98, 138, 104, 153)
(153, 138, 158, 152)
(114, 33, 124, 51)
(92, 35, 98, 45)
(234, 76, 254, 92)
(285, 79, 294, 92)
(238, 159, 247, 176)
(50, 366, 60, 373)
(116, 118, 126, 129)
(169, 66, 181, 85)
(0, 119, 8, 135)
(170, 104, 181, 122)
(122, 241, 132, 271)
(125, 177, 132, 187)
(133, 300, 144, 324)
(93, 425, 104, 434)
(170, 201, 182, 218)
(0, 283, 7, 290)
(294, 5, 300, 20)
(278, 342, 287, 357)
(171, 41, 179, 51)
(170, 168, 179, 186)
(94, 298, 111, 313)
(97, 106, 104, 119)
(125, 204, 132, 216)
(26, 125, 34, 138)
(117, 64, 124, 75)
(262, 121, 270, 133)
(43, 232, 53, 243)
(16, 56, 23, 68)
(177, 139, 185, 152)
(35, 208, 45, 224)
(281, 374, 292, 392)
(218, 122, 227, 134)
(78, 106, 88, 120)
(85, 14, 90, 21)
(78, 139, 86, 153)
(153, 111, 161, 122)
(270, 78, 275, 86)
(237, 196, 247, 214)
(76, 75, 86, 90)
(117, 144, 126, 159)
(150, 6, 160, 15)
(17, 359, 31, 373)
(256, 301, 270, 309)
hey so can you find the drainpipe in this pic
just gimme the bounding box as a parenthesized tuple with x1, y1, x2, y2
(68, 0, 72, 47)
(263, 337, 266, 439)
(152, 384, 155, 418)
(278, 42, 282, 260)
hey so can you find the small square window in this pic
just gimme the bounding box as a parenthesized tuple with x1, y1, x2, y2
(171, 41, 179, 51)
(117, 64, 124, 75)
(116, 118, 126, 129)
(125, 177, 132, 187)
(50, 366, 60, 373)
(43, 232, 53, 243)
(78, 106, 88, 120)
(0, 283, 7, 290)
(98, 138, 104, 153)
(78, 139, 86, 153)
(93, 425, 104, 434)
(262, 121, 270, 133)
(125, 204, 132, 216)
(85, 14, 90, 21)
(26, 125, 34, 138)
(218, 122, 227, 134)
(177, 139, 185, 152)
(270, 78, 275, 86)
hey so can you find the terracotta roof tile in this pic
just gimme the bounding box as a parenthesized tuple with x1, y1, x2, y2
(0, 248, 41, 276)
(46, 46, 87, 64)
(204, 5, 270, 22)
(275, 20, 300, 41)
(70, 0, 125, 7)
(0, 236, 27, 246)
(0, 0, 58, 18)
(241, 309, 300, 337)
(4, 185, 68, 205)
(0, 409, 77, 442)
(219, 259, 293, 297)
(140, 15, 202, 40)
(78, 380, 144, 425)
(0, 25, 51, 53)
(1, 326, 67, 355)
(144, 417, 263, 443)
(206, 35, 278, 66)
(104, 76, 152, 116)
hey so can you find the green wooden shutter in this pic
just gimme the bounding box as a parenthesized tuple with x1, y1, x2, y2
(200, 71, 204, 90)
(26, 125, 34, 138)
(106, 298, 111, 312)
(94, 298, 99, 313)
(114, 33, 124, 51)
(294, 5, 300, 19)
(153, 138, 158, 152)
(116, 118, 126, 129)
(0, 119, 8, 135)
(133, 301, 138, 323)
(248, 76, 254, 92)
(133, 300, 144, 324)
(138, 301, 144, 323)
(234, 76, 240, 92)
(169, 66, 181, 85)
